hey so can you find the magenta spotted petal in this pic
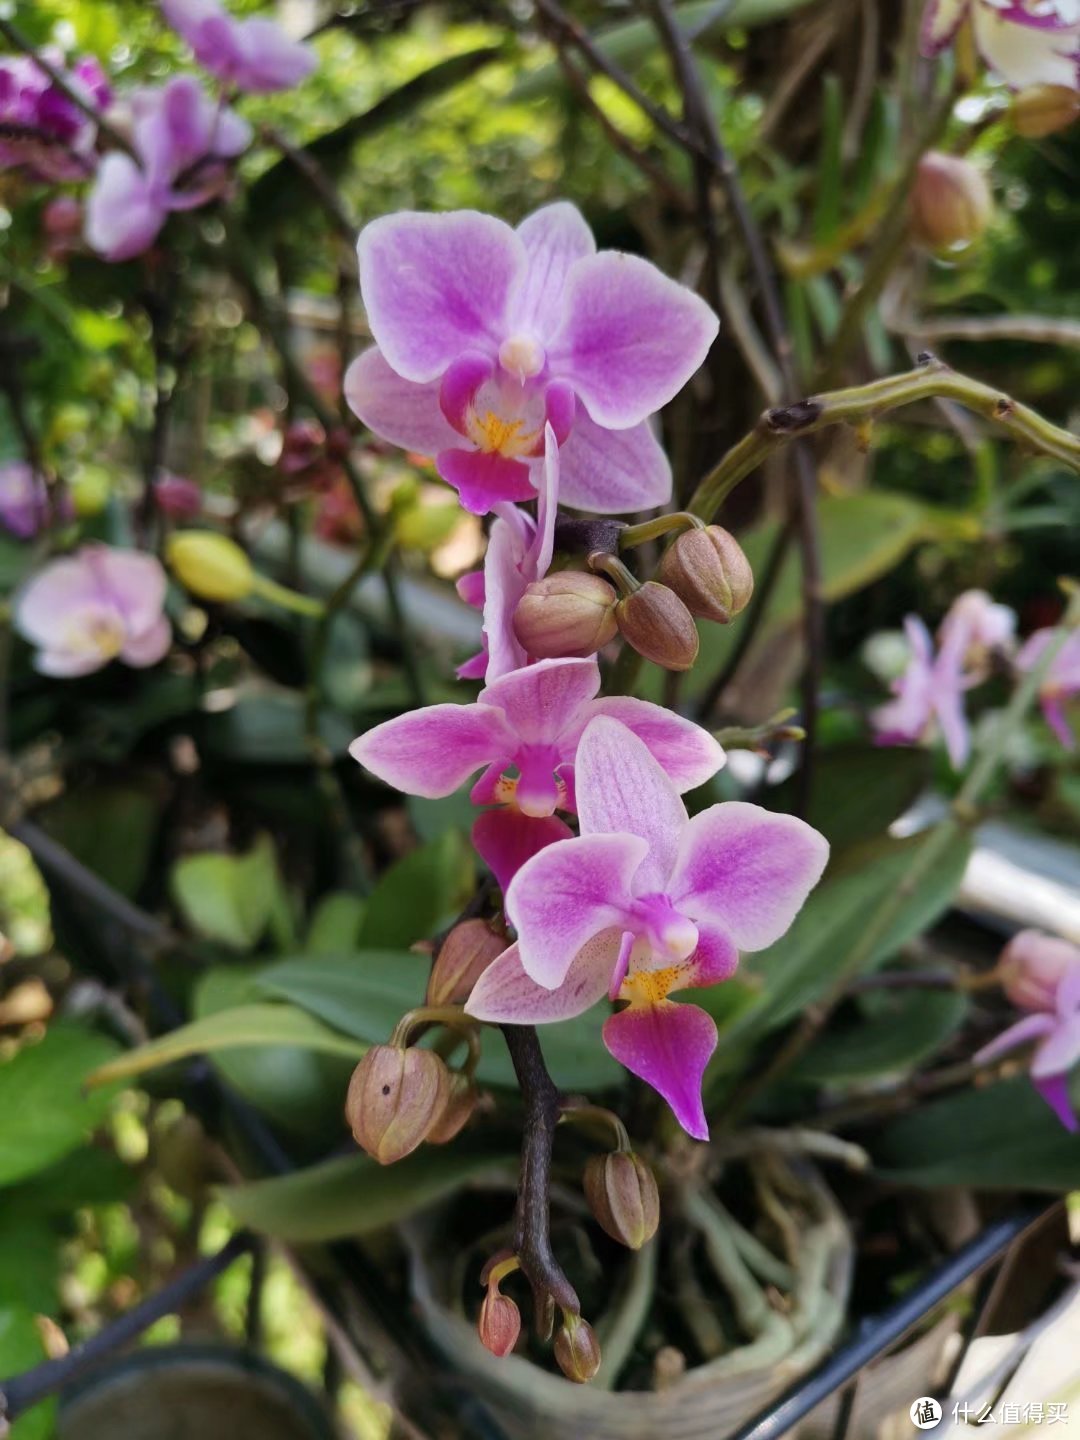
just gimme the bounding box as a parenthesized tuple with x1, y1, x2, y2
(469, 933, 622, 1025)
(921, 0, 1080, 89)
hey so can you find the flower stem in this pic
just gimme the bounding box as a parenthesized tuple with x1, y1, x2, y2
(619, 512, 703, 549)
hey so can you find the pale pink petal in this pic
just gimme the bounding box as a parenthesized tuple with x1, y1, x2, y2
(934, 680, 971, 770)
(920, 0, 971, 54)
(511, 202, 596, 340)
(1033, 1073, 1078, 1133)
(86, 546, 167, 636)
(436, 448, 536, 515)
(603, 1000, 717, 1140)
(1057, 961, 1080, 1017)
(456, 649, 488, 681)
(481, 517, 529, 683)
(546, 252, 719, 430)
(506, 832, 647, 988)
(972, 6, 1080, 89)
(581, 697, 725, 792)
(344, 347, 458, 456)
(669, 802, 829, 952)
(15, 554, 100, 648)
(472, 808, 572, 893)
(467, 932, 618, 1024)
(232, 17, 316, 93)
(35, 647, 109, 678)
(480, 657, 601, 745)
(680, 924, 740, 989)
(357, 211, 525, 384)
(1031, 1013, 1080, 1079)
(1043, 696, 1076, 751)
(84, 153, 165, 261)
(974, 1012, 1057, 1066)
(526, 424, 559, 580)
(349, 702, 512, 797)
(557, 411, 672, 513)
(608, 930, 636, 1000)
(575, 717, 688, 894)
(120, 615, 171, 667)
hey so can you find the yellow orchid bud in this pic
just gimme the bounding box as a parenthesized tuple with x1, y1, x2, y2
(167, 530, 254, 603)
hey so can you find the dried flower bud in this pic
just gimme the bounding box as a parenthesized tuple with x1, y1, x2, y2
(1000, 930, 1078, 1012)
(154, 472, 202, 521)
(478, 1286, 521, 1358)
(345, 1044, 451, 1165)
(513, 573, 619, 659)
(658, 525, 753, 625)
(166, 530, 254, 603)
(615, 582, 699, 672)
(910, 153, 993, 252)
(583, 1150, 660, 1250)
(426, 919, 507, 1007)
(426, 1071, 479, 1144)
(554, 1313, 602, 1384)
(1011, 84, 1080, 139)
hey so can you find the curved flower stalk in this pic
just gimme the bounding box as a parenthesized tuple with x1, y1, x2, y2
(1016, 626, 1080, 747)
(344, 201, 718, 515)
(467, 718, 829, 1138)
(351, 659, 724, 891)
(976, 929, 1080, 1130)
(162, 0, 316, 94)
(14, 544, 171, 677)
(0, 50, 111, 181)
(922, 0, 1080, 91)
(84, 75, 251, 261)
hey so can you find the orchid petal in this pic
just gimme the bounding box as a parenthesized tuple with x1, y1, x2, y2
(85, 546, 166, 637)
(681, 924, 740, 989)
(120, 615, 172, 668)
(481, 516, 529, 683)
(231, 16, 316, 92)
(557, 410, 673, 514)
(527, 424, 559, 580)
(511, 201, 596, 339)
(436, 448, 536, 515)
(920, 0, 970, 54)
(350, 702, 512, 798)
(1056, 961, 1080, 1017)
(480, 657, 602, 745)
(1031, 1013, 1080, 1078)
(1033, 1073, 1079, 1133)
(84, 153, 165, 261)
(934, 678, 972, 770)
(972, 6, 1080, 88)
(344, 347, 458, 455)
(669, 802, 829, 952)
(471, 808, 573, 893)
(974, 1012, 1057, 1066)
(1043, 696, 1076, 751)
(582, 697, 725, 792)
(603, 1000, 717, 1140)
(15, 554, 102, 647)
(467, 931, 618, 1024)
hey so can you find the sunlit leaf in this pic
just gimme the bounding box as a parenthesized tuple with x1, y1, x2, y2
(170, 834, 286, 951)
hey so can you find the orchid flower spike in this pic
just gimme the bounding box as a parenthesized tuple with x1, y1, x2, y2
(976, 929, 1080, 1131)
(15, 544, 171, 677)
(922, 0, 1080, 91)
(351, 658, 724, 892)
(345, 201, 718, 515)
(467, 717, 829, 1139)
(1016, 626, 1080, 749)
(161, 0, 316, 93)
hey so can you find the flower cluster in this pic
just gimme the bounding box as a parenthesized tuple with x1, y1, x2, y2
(0, 50, 111, 182)
(922, 0, 1080, 91)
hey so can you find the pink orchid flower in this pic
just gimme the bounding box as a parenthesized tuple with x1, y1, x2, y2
(1016, 626, 1080, 748)
(0, 462, 70, 540)
(0, 51, 111, 181)
(162, 0, 316, 93)
(344, 202, 719, 515)
(467, 718, 828, 1138)
(922, 0, 1080, 90)
(976, 930, 1080, 1131)
(15, 544, 171, 677)
(351, 658, 724, 893)
(84, 76, 251, 261)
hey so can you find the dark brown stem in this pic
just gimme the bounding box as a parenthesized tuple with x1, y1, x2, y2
(499, 1024, 579, 1321)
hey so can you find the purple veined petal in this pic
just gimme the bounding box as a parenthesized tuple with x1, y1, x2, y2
(546, 251, 719, 430)
(556, 409, 672, 514)
(972, 4, 1080, 87)
(439, 351, 495, 433)
(602, 999, 717, 1140)
(437, 448, 536, 515)
(582, 696, 725, 792)
(1032, 1073, 1079, 1133)
(920, 0, 971, 55)
(680, 924, 740, 989)
(973, 1011, 1057, 1066)
(120, 615, 172, 668)
(669, 802, 830, 952)
(231, 16, 316, 93)
(574, 716, 688, 894)
(480, 656, 602, 745)
(349, 702, 512, 798)
(481, 516, 529, 683)
(84, 546, 167, 637)
(1031, 1012, 1080, 1078)
(15, 552, 102, 648)
(510, 201, 596, 341)
(505, 831, 647, 988)
(472, 807, 572, 893)
(467, 930, 619, 1025)
(344, 347, 458, 456)
(526, 423, 559, 580)
(84, 153, 166, 261)
(357, 211, 526, 384)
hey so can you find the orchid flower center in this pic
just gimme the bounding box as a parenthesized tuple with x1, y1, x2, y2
(498, 334, 545, 382)
(493, 749, 568, 818)
(439, 352, 578, 462)
(64, 605, 126, 661)
(630, 893, 699, 965)
(618, 964, 685, 1006)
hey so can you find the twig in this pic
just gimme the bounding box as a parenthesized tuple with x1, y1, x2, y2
(894, 311, 1080, 348)
(0, 18, 135, 158)
(261, 125, 359, 247)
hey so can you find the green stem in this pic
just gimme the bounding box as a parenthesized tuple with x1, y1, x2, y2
(249, 574, 325, 617)
(588, 552, 640, 597)
(619, 512, 703, 549)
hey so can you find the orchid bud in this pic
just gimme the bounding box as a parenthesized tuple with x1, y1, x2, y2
(554, 1313, 602, 1384)
(478, 1286, 521, 1358)
(513, 573, 619, 659)
(658, 525, 753, 625)
(166, 530, 254, 603)
(42, 195, 83, 261)
(426, 919, 507, 1007)
(911, 153, 993, 252)
(1012, 85, 1080, 139)
(426, 1071, 479, 1145)
(345, 1044, 451, 1165)
(615, 582, 699, 671)
(583, 1151, 660, 1251)
(1000, 930, 1078, 1013)
(154, 472, 202, 521)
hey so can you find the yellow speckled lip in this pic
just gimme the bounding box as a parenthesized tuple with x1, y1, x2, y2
(465, 408, 539, 458)
(619, 965, 683, 1006)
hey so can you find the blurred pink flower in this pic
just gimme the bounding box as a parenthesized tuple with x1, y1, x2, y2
(1016, 626, 1080, 748)
(922, 0, 1080, 90)
(154, 471, 203, 520)
(0, 51, 110, 181)
(467, 718, 828, 1138)
(15, 544, 171, 677)
(976, 929, 1080, 1131)
(345, 202, 718, 515)
(0, 462, 68, 539)
(162, 0, 316, 94)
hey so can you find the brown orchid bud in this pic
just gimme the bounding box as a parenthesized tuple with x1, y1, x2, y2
(426, 919, 507, 1007)
(658, 525, 753, 625)
(554, 1313, 602, 1384)
(513, 572, 619, 659)
(1012, 84, 1080, 139)
(583, 1150, 660, 1251)
(615, 582, 699, 671)
(910, 153, 993, 252)
(478, 1285, 521, 1357)
(426, 1071, 479, 1144)
(345, 1044, 451, 1165)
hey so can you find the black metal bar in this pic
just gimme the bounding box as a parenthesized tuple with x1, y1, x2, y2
(0, 1233, 254, 1422)
(724, 1205, 1050, 1440)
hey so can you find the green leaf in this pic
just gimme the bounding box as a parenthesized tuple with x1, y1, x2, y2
(305, 893, 366, 955)
(171, 834, 285, 951)
(201, 694, 354, 764)
(0, 1213, 59, 1314)
(790, 988, 968, 1085)
(0, 1027, 120, 1188)
(220, 1145, 514, 1242)
(873, 1076, 1080, 1191)
(357, 832, 475, 950)
(37, 783, 162, 898)
(0, 1305, 55, 1440)
(769, 744, 931, 852)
